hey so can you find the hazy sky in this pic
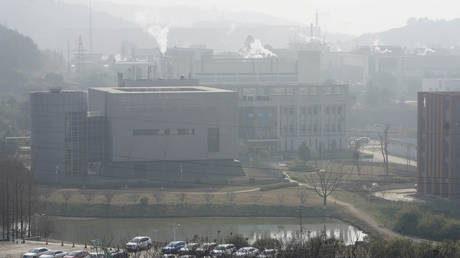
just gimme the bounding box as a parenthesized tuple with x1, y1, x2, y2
(90, 0, 460, 35)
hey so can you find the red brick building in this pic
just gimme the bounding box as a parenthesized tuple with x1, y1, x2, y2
(417, 92, 460, 200)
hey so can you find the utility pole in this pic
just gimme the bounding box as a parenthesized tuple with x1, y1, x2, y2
(298, 207, 303, 236)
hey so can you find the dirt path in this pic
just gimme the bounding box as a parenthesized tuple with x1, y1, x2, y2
(283, 171, 420, 241)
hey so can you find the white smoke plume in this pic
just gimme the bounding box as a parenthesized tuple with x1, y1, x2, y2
(135, 12, 170, 55)
(372, 39, 392, 54)
(239, 35, 276, 58)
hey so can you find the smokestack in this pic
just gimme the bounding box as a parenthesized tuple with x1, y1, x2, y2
(315, 11, 319, 28)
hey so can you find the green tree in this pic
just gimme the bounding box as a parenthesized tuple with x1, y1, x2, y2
(297, 142, 311, 164)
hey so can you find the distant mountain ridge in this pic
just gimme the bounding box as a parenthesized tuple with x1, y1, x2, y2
(355, 18, 460, 48)
(0, 0, 153, 54)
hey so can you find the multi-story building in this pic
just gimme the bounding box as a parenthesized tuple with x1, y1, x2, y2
(417, 91, 460, 200)
(211, 83, 348, 155)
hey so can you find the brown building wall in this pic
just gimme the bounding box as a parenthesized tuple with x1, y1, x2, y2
(417, 92, 460, 200)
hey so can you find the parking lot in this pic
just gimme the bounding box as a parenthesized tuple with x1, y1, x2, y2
(0, 240, 127, 258)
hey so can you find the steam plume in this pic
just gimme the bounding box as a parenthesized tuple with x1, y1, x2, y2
(135, 12, 170, 55)
(239, 35, 276, 58)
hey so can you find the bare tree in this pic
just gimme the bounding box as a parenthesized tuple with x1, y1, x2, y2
(61, 191, 72, 214)
(297, 189, 308, 206)
(103, 191, 116, 206)
(226, 192, 236, 205)
(349, 140, 362, 176)
(81, 190, 95, 205)
(177, 192, 187, 205)
(152, 191, 164, 205)
(277, 194, 286, 206)
(37, 215, 55, 241)
(204, 192, 214, 205)
(129, 193, 139, 205)
(378, 124, 391, 176)
(306, 164, 345, 208)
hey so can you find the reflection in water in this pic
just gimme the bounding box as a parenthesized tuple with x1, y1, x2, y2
(50, 217, 366, 246)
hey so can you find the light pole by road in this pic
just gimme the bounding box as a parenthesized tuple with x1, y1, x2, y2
(173, 224, 181, 241)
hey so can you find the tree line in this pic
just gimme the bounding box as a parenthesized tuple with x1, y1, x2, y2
(0, 155, 36, 241)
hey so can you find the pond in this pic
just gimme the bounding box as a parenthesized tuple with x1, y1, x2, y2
(49, 217, 366, 246)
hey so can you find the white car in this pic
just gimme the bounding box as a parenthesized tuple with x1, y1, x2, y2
(23, 248, 49, 258)
(125, 236, 152, 251)
(210, 244, 236, 257)
(234, 247, 260, 257)
(39, 250, 67, 258)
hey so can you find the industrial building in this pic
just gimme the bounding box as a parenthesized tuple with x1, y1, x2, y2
(30, 86, 241, 182)
(30, 89, 88, 181)
(417, 91, 460, 200)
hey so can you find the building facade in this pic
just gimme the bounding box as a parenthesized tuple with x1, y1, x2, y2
(87, 86, 241, 177)
(417, 92, 460, 200)
(209, 83, 348, 155)
(30, 89, 88, 181)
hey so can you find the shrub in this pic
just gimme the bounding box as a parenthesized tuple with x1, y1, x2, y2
(260, 182, 298, 191)
(253, 238, 281, 250)
(225, 234, 248, 249)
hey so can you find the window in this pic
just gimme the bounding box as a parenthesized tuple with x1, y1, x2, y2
(208, 128, 220, 152)
(164, 129, 170, 135)
(133, 129, 159, 136)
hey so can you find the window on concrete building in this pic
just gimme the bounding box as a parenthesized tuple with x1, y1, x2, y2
(208, 128, 220, 152)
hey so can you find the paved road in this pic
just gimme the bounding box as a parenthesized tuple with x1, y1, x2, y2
(361, 143, 417, 167)
(282, 171, 421, 241)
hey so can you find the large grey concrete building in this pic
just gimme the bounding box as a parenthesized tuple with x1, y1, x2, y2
(30, 86, 242, 182)
(30, 89, 88, 181)
(88, 86, 241, 177)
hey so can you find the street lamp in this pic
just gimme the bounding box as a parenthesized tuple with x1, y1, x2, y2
(173, 224, 181, 241)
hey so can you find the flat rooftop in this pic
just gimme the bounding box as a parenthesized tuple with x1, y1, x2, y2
(90, 86, 234, 94)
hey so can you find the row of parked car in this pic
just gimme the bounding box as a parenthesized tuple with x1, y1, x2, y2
(125, 236, 276, 257)
(23, 248, 126, 258)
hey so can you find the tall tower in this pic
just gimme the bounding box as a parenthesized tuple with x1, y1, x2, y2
(76, 35, 85, 73)
(89, 0, 93, 53)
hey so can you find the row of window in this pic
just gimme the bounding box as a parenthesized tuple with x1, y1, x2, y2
(133, 128, 195, 136)
(240, 86, 345, 96)
(281, 123, 344, 133)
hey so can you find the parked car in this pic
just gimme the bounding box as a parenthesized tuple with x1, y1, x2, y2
(161, 241, 186, 254)
(256, 249, 277, 258)
(23, 248, 50, 258)
(125, 236, 152, 252)
(179, 242, 200, 255)
(234, 247, 260, 257)
(110, 251, 128, 258)
(63, 251, 90, 258)
(39, 250, 67, 258)
(210, 244, 236, 257)
(88, 253, 105, 258)
(195, 242, 217, 257)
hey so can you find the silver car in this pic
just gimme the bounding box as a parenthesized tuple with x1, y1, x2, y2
(125, 236, 152, 251)
(210, 244, 236, 257)
(23, 248, 49, 258)
(39, 250, 67, 258)
(234, 247, 260, 258)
